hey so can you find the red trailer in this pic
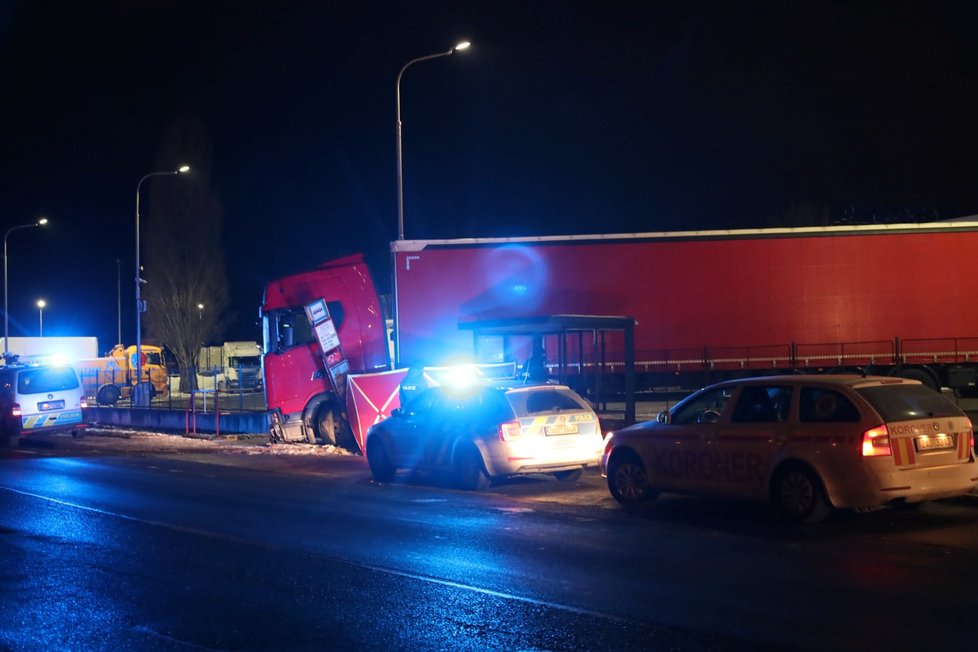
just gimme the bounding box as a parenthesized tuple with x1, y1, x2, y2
(262, 221, 978, 449)
(392, 222, 978, 396)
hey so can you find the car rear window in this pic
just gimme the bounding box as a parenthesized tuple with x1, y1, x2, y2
(17, 367, 80, 394)
(856, 384, 964, 421)
(508, 388, 588, 416)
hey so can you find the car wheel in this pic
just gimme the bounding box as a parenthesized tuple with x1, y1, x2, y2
(553, 468, 584, 482)
(366, 437, 396, 482)
(774, 464, 832, 524)
(607, 452, 656, 506)
(313, 405, 339, 446)
(97, 384, 121, 406)
(455, 444, 491, 491)
(1, 434, 19, 449)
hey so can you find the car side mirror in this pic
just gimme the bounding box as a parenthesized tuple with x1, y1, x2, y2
(390, 408, 402, 418)
(656, 410, 670, 424)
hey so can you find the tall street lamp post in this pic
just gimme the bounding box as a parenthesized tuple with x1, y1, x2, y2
(395, 40, 470, 242)
(393, 41, 470, 368)
(36, 299, 45, 337)
(135, 166, 189, 405)
(3, 217, 48, 355)
(116, 259, 122, 346)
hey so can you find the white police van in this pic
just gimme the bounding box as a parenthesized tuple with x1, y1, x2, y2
(0, 361, 88, 448)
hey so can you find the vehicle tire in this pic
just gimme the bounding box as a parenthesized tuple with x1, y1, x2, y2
(335, 422, 360, 454)
(773, 464, 832, 524)
(455, 444, 491, 491)
(313, 404, 339, 446)
(0, 433, 19, 449)
(366, 436, 396, 482)
(97, 384, 121, 406)
(553, 468, 584, 482)
(607, 452, 656, 506)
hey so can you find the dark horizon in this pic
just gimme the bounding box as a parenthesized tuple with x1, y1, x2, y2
(2, 1, 976, 354)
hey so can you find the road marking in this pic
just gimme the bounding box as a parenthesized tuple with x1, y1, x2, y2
(2, 484, 628, 624)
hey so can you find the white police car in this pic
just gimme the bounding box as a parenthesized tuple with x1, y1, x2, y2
(366, 382, 603, 489)
(602, 375, 978, 523)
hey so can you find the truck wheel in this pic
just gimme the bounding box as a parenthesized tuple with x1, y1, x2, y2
(366, 436, 396, 482)
(314, 405, 339, 446)
(97, 384, 121, 406)
(893, 368, 939, 392)
(455, 444, 491, 491)
(773, 464, 832, 524)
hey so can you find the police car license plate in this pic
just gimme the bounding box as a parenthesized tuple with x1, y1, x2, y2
(916, 433, 954, 451)
(38, 400, 65, 411)
(546, 423, 579, 436)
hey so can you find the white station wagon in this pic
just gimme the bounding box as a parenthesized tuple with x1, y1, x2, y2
(601, 375, 978, 523)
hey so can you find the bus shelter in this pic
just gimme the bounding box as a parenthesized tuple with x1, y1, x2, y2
(459, 314, 636, 426)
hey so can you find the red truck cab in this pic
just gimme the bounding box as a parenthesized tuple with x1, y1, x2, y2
(262, 254, 390, 445)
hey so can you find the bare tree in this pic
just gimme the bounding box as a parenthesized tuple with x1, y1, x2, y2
(143, 115, 230, 390)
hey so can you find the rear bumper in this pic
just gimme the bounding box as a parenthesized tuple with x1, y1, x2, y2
(22, 423, 87, 437)
(824, 459, 978, 508)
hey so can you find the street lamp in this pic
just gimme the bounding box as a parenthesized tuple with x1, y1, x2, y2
(3, 217, 48, 355)
(36, 299, 45, 337)
(134, 165, 190, 405)
(197, 303, 204, 320)
(395, 40, 470, 241)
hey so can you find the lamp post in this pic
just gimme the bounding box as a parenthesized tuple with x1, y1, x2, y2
(395, 40, 470, 241)
(116, 259, 122, 345)
(36, 299, 45, 337)
(135, 165, 189, 405)
(3, 217, 48, 355)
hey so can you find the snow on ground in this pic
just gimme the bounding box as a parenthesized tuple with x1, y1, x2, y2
(57, 427, 357, 457)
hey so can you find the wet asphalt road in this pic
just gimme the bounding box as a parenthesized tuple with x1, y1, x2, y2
(2, 434, 978, 651)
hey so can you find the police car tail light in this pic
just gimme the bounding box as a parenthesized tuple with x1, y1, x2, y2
(10, 403, 22, 418)
(80, 397, 89, 409)
(861, 424, 891, 457)
(498, 420, 523, 442)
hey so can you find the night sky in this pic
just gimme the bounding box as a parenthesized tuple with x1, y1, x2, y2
(2, 1, 976, 352)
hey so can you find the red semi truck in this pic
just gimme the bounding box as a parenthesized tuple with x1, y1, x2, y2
(262, 221, 978, 447)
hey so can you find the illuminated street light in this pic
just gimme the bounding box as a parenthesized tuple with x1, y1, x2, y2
(3, 217, 48, 355)
(135, 165, 190, 405)
(197, 303, 204, 320)
(395, 40, 470, 241)
(36, 299, 45, 337)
